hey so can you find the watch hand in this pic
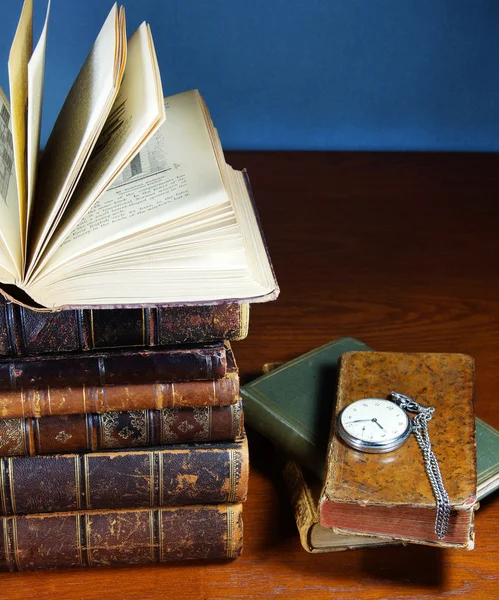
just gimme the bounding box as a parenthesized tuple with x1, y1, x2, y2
(351, 419, 372, 424)
(371, 418, 386, 431)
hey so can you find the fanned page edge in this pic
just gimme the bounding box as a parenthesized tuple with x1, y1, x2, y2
(0, 170, 278, 310)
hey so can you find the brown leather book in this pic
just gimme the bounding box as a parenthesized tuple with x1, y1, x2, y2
(319, 352, 477, 549)
(0, 504, 243, 570)
(0, 298, 249, 356)
(0, 401, 243, 456)
(0, 438, 248, 515)
(0, 343, 229, 389)
(0, 351, 239, 419)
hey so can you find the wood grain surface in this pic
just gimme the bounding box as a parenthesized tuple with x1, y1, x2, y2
(1, 151, 498, 599)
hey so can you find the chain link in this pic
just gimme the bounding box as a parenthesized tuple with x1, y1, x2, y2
(391, 392, 450, 540)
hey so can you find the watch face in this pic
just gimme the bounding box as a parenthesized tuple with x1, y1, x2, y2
(337, 398, 411, 453)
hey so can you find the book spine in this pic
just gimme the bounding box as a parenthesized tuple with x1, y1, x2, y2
(0, 372, 240, 419)
(0, 345, 228, 390)
(282, 461, 317, 554)
(241, 386, 324, 479)
(0, 438, 248, 515)
(0, 298, 249, 356)
(0, 401, 244, 456)
(0, 504, 243, 570)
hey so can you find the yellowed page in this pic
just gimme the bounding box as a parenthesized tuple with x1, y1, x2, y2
(0, 87, 22, 278)
(0, 245, 16, 284)
(27, 3, 125, 277)
(8, 0, 32, 263)
(26, 0, 51, 240)
(42, 90, 228, 272)
(31, 21, 164, 280)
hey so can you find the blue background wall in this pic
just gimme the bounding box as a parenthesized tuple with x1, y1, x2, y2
(1, 0, 499, 151)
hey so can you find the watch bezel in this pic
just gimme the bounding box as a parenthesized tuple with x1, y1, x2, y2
(336, 398, 412, 454)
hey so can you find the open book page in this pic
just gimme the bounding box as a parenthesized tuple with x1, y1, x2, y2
(0, 244, 17, 283)
(38, 90, 230, 274)
(0, 87, 22, 278)
(26, 0, 51, 241)
(7, 0, 32, 266)
(26, 3, 126, 278)
(26, 163, 276, 307)
(29, 21, 165, 281)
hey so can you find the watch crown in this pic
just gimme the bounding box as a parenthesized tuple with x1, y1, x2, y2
(391, 392, 420, 412)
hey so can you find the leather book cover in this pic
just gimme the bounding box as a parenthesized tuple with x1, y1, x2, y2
(0, 400, 244, 456)
(0, 343, 229, 389)
(241, 338, 373, 479)
(0, 297, 250, 356)
(0, 504, 243, 570)
(0, 437, 248, 515)
(283, 460, 398, 553)
(319, 351, 477, 549)
(0, 348, 239, 419)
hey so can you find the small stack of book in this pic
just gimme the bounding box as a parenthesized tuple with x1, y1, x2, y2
(0, 299, 254, 571)
(242, 339, 499, 553)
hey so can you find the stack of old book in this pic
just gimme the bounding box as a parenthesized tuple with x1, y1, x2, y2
(0, 0, 279, 572)
(0, 299, 253, 570)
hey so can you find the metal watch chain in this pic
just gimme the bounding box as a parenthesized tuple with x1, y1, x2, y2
(391, 392, 451, 540)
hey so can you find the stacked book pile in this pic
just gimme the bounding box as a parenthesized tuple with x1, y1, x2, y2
(243, 338, 499, 553)
(0, 1, 279, 572)
(0, 299, 252, 570)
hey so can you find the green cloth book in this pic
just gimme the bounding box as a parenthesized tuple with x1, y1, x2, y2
(241, 337, 499, 500)
(241, 337, 371, 479)
(476, 417, 499, 500)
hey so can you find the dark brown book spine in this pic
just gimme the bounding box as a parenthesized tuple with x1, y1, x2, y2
(0, 401, 244, 456)
(0, 372, 240, 419)
(0, 504, 243, 570)
(0, 345, 228, 390)
(0, 298, 249, 356)
(0, 438, 248, 515)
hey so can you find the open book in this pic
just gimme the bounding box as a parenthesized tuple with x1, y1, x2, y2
(0, 1, 278, 309)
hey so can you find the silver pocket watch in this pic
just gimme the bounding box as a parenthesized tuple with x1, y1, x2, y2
(336, 391, 451, 540)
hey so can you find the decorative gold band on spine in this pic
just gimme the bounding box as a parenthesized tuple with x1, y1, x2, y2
(76, 513, 84, 567)
(0, 460, 6, 516)
(85, 514, 92, 567)
(227, 449, 237, 503)
(3, 518, 12, 571)
(226, 505, 236, 559)
(149, 452, 155, 507)
(89, 309, 96, 349)
(149, 509, 155, 562)
(84, 454, 90, 509)
(7, 458, 16, 515)
(74, 456, 82, 510)
(158, 452, 164, 506)
(230, 402, 241, 438)
(11, 517, 21, 571)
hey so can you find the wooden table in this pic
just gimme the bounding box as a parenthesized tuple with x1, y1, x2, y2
(2, 152, 498, 599)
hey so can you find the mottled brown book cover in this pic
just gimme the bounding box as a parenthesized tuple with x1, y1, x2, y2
(0, 437, 248, 515)
(0, 504, 243, 570)
(319, 352, 477, 549)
